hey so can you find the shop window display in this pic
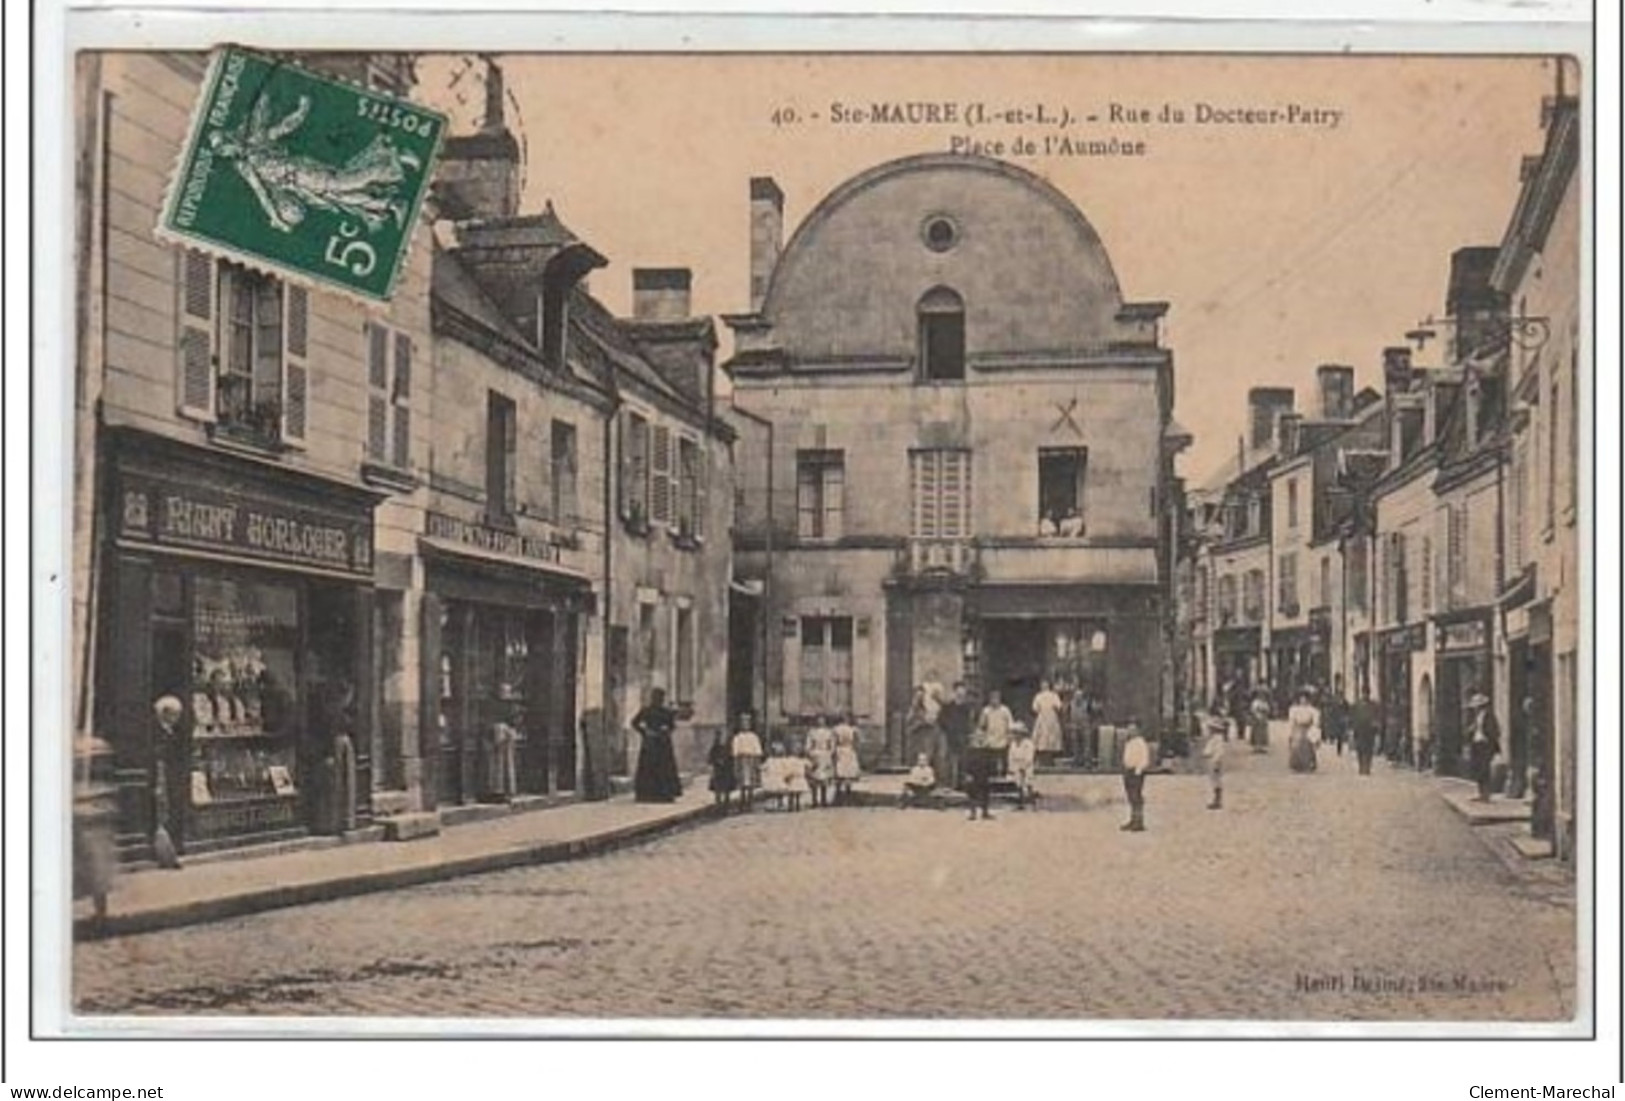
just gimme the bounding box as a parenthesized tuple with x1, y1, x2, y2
(187, 576, 300, 816)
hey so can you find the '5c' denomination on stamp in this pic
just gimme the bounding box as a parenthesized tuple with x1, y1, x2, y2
(158, 45, 444, 302)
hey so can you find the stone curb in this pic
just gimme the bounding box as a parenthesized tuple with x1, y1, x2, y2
(74, 802, 723, 942)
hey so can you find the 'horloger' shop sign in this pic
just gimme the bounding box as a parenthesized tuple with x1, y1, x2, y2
(117, 469, 375, 577)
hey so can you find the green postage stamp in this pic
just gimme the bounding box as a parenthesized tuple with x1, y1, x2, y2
(159, 46, 444, 301)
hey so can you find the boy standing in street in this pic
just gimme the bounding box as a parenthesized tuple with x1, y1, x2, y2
(1120, 721, 1151, 832)
(1203, 711, 1228, 810)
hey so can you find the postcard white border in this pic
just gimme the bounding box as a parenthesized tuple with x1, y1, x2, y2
(15, 0, 1620, 1092)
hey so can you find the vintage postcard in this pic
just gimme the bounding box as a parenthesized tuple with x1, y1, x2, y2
(57, 37, 1592, 1038)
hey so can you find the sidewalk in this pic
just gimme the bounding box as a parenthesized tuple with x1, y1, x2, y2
(74, 786, 720, 941)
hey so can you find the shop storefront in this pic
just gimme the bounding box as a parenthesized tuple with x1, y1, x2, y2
(1433, 610, 1494, 778)
(98, 430, 380, 859)
(418, 512, 595, 808)
(965, 585, 1162, 732)
(1211, 626, 1262, 694)
(1377, 623, 1426, 761)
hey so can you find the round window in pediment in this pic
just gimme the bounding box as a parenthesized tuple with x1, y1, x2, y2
(922, 214, 959, 253)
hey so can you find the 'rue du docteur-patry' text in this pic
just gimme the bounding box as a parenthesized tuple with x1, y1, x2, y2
(769, 98, 1345, 159)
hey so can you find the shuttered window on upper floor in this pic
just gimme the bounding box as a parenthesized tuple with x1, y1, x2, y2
(177, 250, 307, 450)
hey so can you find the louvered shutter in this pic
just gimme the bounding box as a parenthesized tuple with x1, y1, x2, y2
(280, 284, 310, 447)
(392, 333, 412, 469)
(176, 250, 218, 421)
(780, 618, 801, 718)
(366, 324, 389, 462)
(911, 452, 937, 537)
(503, 399, 518, 513)
(941, 452, 965, 537)
(850, 617, 872, 719)
(617, 410, 635, 520)
(651, 424, 673, 526)
(694, 442, 708, 538)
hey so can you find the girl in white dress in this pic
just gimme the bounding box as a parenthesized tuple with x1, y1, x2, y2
(1031, 680, 1066, 760)
(832, 715, 861, 805)
(804, 716, 836, 809)
(783, 742, 811, 812)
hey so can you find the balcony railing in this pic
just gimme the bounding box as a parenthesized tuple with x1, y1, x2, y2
(897, 537, 979, 579)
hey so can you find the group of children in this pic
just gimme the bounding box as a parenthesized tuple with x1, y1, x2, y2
(902, 720, 1042, 813)
(707, 713, 862, 812)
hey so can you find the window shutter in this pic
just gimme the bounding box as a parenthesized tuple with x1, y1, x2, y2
(617, 411, 634, 520)
(651, 424, 673, 525)
(850, 617, 872, 719)
(280, 284, 309, 447)
(176, 250, 218, 421)
(392, 333, 412, 470)
(503, 401, 518, 513)
(781, 620, 801, 718)
(695, 445, 708, 538)
(823, 460, 844, 540)
(365, 324, 388, 461)
(392, 404, 411, 471)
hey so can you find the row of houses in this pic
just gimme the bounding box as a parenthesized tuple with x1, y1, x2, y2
(72, 54, 735, 856)
(1175, 86, 1582, 862)
(73, 53, 1190, 860)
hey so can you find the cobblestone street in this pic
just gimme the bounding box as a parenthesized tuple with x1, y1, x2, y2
(74, 745, 1576, 1021)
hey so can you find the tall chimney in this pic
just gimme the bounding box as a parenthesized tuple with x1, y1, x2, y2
(1316, 364, 1355, 420)
(1278, 412, 1303, 458)
(632, 268, 692, 321)
(434, 57, 521, 220)
(1246, 387, 1296, 451)
(1382, 346, 1414, 393)
(749, 177, 784, 312)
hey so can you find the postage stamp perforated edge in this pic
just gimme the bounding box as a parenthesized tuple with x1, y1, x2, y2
(152, 43, 446, 309)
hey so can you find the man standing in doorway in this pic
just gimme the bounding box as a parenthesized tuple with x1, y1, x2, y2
(1466, 691, 1500, 802)
(1120, 720, 1151, 832)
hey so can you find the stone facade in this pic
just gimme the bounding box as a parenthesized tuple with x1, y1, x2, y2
(727, 154, 1179, 759)
(1494, 91, 1581, 861)
(75, 52, 431, 853)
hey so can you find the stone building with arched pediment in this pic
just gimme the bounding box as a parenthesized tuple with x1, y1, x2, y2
(725, 153, 1185, 765)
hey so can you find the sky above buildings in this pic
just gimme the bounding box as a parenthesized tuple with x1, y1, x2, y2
(418, 53, 1560, 480)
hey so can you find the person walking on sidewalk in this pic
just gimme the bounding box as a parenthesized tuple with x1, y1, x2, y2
(632, 687, 682, 804)
(707, 729, 736, 810)
(1286, 690, 1321, 774)
(731, 713, 764, 812)
(1323, 676, 1351, 758)
(1119, 721, 1151, 832)
(1466, 691, 1501, 802)
(1202, 711, 1228, 810)
(1351, 687, 1380, 776)
(1248, 689, 1272, 753)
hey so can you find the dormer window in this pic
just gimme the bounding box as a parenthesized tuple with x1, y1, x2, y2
(917, 286, 965, 382)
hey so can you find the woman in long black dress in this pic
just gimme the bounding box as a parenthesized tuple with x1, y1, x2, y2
(632, 688, 683, 803)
